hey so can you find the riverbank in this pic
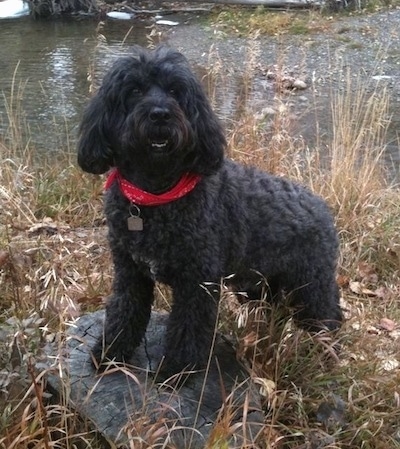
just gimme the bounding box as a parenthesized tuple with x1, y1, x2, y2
(165, 6, 400, 180)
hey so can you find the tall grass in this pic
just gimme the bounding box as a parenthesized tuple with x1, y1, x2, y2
(0, 41, 400, 449)
(323, 73, 389, 221)
(0, 75, 110, 445)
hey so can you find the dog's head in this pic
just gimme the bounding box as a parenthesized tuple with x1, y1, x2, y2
(77, 46, 226, 178)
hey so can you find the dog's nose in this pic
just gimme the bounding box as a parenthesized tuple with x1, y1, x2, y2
(149, 107, 171, 123)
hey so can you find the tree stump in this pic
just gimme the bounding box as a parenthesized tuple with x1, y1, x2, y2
(46, 311, 265, 448)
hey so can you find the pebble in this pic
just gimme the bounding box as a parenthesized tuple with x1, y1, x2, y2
(292, 79, 308, 90)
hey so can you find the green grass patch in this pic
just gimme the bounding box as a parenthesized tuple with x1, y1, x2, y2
(211, 8, 332, 36)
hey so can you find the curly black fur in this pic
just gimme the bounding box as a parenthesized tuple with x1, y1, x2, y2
(77, 45, 342, 375)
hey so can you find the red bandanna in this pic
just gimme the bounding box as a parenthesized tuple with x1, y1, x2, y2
(105, 169, 202, 206)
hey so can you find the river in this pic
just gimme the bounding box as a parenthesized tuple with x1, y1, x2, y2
(0, 16, 153, 153)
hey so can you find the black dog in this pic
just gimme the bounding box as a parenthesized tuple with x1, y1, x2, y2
(77, 46, 342, 375)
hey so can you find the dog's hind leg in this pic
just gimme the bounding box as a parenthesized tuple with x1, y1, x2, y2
(229, 271, 282, 303)
(288, 268, 343, 332)
(92, 250, 155, 367)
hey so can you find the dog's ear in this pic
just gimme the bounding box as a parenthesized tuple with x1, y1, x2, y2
(190, 84, 226, 176)
(77, 55, 142, 174)
(77, 92, 114, 175)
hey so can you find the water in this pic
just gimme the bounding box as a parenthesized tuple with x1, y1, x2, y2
(0, 16, 151, 153)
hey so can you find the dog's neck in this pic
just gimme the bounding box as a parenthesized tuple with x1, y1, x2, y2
(106, 169, 201, 207)
(118, 168, 186, 195)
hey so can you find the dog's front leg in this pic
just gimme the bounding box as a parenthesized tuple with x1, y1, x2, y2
(161, 277, 220, 377)
(92, 250, 154, 368)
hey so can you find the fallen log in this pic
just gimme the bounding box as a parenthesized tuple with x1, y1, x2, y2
(26, 0, 98, 18)
(157, 0, 323, 8)
(45, 310, 264, 448)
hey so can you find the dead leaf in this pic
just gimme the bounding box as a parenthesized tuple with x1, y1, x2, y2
(0, 251, 9, 268)
(349, 281, 379, 296)
(349, 281, 362, 294)
(374, 286, 389, 299)
(381, 358, 400, 371)
(379, 318, 396, 332)
(241, 330, 258, 349)
(253, 377, 276, 398)
(357, 261, 378, 284)
(337, 274, 350, 287)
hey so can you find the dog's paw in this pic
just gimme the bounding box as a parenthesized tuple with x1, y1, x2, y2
(90, 339, 109, 371)
(154, 365, 194, 388)
(90, 339, 128, 371)
(154, 356, 204, 387)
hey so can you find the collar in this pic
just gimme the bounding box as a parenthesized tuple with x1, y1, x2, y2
(104, 168, 202, 206)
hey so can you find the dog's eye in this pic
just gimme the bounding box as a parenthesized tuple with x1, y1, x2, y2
(132, 87, 141, 95)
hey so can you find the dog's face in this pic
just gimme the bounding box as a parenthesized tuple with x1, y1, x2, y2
(77, 46, 226, 179)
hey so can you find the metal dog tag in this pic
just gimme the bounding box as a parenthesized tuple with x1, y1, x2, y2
(127, 205, 143, 231)
(127, 216, 143, 231)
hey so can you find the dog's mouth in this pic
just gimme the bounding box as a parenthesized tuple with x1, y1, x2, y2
(150, 139, 170, 153)
(151, 140, 168, 149)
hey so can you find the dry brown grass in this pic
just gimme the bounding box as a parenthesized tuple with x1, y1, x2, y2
(1, 42, 400, 449)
